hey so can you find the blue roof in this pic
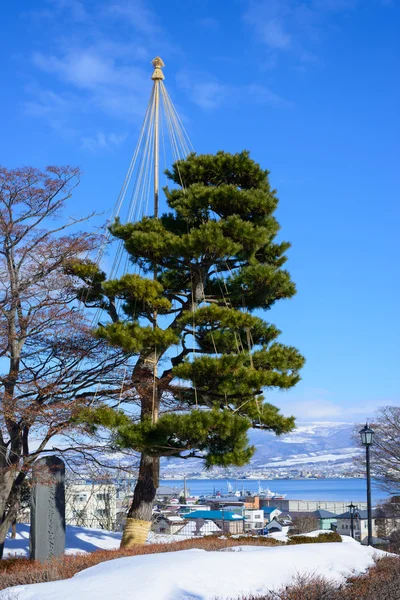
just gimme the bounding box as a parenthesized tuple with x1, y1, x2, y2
(263, 507, 278, 514)
(185, 510, 244, 522)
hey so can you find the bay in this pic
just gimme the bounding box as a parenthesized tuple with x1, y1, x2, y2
(160, 478, 386, 504)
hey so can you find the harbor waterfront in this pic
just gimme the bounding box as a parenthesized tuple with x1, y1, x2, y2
(159, 478, 386, 504)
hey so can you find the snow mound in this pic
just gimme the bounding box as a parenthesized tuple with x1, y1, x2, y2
(2, 543, 389, 600)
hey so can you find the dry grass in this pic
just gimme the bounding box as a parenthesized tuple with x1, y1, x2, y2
(232, 556, 400, 600)
(0, 535, 280, 591)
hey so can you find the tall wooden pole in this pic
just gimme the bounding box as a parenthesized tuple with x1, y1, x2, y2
(150, 57, 165, 424)
(151, 57, 165, 219)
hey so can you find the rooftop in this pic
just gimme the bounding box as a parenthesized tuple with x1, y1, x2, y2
(185, 510, 244, 522)
(336, 510, 378, 520)
(313, 509, 338, 519)
(263, 507, 279, 514)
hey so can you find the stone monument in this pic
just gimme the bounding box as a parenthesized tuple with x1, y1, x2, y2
(30, 455, 66, 562)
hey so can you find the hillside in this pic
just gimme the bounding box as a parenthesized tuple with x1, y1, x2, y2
(161, 421, 359, 475)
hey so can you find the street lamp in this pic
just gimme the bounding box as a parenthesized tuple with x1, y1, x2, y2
(359, 423, 375, 546)
(347, 502, 358, 539)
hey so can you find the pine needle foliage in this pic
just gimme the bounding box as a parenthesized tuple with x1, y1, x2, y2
(71, 151, 305, 468)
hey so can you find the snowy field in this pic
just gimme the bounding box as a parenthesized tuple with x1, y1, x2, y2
(3, 524, 204, 558)
(1, 542, 389, 600)
(2, 523, 298, 558)
(3, 524, 122, 558)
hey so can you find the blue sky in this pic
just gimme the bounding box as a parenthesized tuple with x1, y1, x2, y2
(1, 0, 399, 422)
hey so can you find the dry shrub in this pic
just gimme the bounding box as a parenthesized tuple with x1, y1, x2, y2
(0, 535, 280, 591)
(228, 574, 339, 599)
(287, 532, 342, 545)
(344, 555, 400, 600)
(233, 556, 400, 600)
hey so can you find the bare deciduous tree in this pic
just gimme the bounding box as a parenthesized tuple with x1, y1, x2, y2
(354, 406, 400, 497)
(0, 166, 131, 557)
(290, 514, 319, 534)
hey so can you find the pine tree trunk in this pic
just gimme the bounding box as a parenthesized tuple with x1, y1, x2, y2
(120, 360, 160, 548)
(128, 454, 159, 521)
(120, 455, 159, 547)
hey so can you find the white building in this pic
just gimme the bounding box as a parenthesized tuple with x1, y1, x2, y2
(335, 509, 378, 543)
(244, 509, 264, 531)
(66, 483, 117, 530)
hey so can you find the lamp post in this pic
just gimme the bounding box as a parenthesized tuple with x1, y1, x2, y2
(347, 502, 357, 539)
(359, 423, 375, 546)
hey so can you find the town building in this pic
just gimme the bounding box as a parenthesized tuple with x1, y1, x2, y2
(178, 520, 221, 536)
(243, 509, 264, 531)
(262, 498, 368, 514)
(262, 507, 282, 523)
(156, 486, 185, 499)
(153, 515, 187, 535)
(185, 510, 244, 534)
(313, 509, 338, 530)
(66, 483, 117, 530)
(335, 510, 379, 543)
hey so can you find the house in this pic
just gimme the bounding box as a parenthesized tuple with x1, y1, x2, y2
(336, 509, 379, 543)
(313, 509, 338, 530)
(185, 510, 244, 534)
(264, 518, 285, 534)
(155, 486, 185, 500)
(243, 509, 264, 531)
(178, 520, 221, 537)
(153, 515, 186, 535)
(262, 507, 282, 523)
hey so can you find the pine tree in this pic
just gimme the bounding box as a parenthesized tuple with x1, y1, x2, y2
(71, 151, 305, 546)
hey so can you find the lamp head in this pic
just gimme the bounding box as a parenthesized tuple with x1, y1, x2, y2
(359, 423, 375, 446)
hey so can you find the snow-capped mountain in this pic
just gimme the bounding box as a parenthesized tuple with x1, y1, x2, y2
(161, 421, 360, 475)
(248, 421, 358, 470)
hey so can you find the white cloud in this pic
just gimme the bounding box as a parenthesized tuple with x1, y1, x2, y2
(107, 0, 160, 35)
(247, 84, 292, 107)
(259, 18, 292, 49)
(49, 0, 87, 22)
(80, 131, 128, 153)
(31, 47, 151, 122)
(23, 85, 79, 139)
(243, 0, 359, 61)
(177, 72, 290, 111)
(278, 393, 394, 422)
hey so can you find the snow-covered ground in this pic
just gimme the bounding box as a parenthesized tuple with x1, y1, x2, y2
(3, 524, 122, 558)
(3, 523, 203, 558)
(1, 543, 389, 600)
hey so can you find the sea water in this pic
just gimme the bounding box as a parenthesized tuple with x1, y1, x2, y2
(159, 477, 386, 503)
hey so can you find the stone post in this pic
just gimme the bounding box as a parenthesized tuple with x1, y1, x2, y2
(30, 456, 66, 562)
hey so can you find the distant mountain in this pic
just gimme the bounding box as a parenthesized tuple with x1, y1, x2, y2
(161, 421, 360, 475)
(248, 421, 358, 469)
